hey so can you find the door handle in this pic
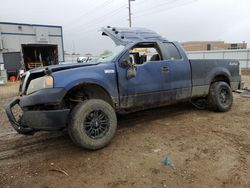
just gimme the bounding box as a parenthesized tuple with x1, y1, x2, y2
(161, 66, 169, 73)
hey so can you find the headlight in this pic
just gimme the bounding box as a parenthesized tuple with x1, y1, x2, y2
(26, 76, 53, 95)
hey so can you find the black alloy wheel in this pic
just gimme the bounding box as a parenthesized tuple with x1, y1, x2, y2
(219, 86, 231, 106)
(68, 99, 117, 150)
(84, 110, 109, 139)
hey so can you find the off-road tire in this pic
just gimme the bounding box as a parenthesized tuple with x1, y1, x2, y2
(207, 81, 233, 112)
(68, 99, 117, 150)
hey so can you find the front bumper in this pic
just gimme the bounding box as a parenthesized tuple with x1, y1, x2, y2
(5, 88, 70, 134)
(5, 98, 34, 134)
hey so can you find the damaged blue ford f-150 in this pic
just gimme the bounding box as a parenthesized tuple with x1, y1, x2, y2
(5, 27, 242, 150)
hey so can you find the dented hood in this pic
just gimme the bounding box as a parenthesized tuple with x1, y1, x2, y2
(28, 62, 99, 75)
(101, 26, 167, 46)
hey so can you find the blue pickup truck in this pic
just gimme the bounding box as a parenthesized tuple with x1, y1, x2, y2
(5, 27, 242, 150)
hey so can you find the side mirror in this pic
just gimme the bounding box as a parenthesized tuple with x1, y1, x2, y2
(127, 66, 137, 79)
(120, 60, 131, 69)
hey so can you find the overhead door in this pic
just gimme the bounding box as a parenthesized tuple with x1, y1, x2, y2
(3, 52, 21, 75)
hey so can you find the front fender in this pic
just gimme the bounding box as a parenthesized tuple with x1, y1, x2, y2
(52, 65, 118, 98)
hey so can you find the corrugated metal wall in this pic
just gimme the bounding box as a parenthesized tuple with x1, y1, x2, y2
(186, 49, 250, 68)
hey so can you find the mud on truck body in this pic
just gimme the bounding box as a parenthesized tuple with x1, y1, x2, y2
(5, 26, 242, 150)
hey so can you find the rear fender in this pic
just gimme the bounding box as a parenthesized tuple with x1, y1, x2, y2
(207, 67, 232, 85)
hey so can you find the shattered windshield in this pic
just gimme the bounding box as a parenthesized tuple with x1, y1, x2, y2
(96, 45, 125, 63)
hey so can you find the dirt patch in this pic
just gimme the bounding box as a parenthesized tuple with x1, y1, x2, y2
(0, 82, 19, 100)
(242, 69, 250, 76)
(0, 77, 250, 188)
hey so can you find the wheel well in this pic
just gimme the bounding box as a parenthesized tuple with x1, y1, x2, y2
(64, 83, 114, 109)
(211, 75, 230, 86)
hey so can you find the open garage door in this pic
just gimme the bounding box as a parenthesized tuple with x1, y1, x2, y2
(22, 44, 58, 70)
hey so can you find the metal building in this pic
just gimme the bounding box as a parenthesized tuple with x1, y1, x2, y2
(0, 22, 64, 76)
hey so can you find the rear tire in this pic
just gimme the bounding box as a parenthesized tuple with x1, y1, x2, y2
(207, 81, 233, 112)
(68, 99, 117, 150)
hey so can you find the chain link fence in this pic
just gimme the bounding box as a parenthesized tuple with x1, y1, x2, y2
(186, 49, 250, 69)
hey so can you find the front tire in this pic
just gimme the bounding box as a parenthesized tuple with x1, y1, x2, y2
(68, 99, 117, 150)
(207, 81, 233, 112)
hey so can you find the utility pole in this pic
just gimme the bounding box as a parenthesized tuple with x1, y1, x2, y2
(72, 40, 75, 54)
(128, 0, 135, 27)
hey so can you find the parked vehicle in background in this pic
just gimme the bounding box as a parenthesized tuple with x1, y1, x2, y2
(77, 56, 92, 63)
(5, 26, 242, 150)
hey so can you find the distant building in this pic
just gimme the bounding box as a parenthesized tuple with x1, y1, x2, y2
(181, 41, 247, 51)
(0, 22, 64, 77)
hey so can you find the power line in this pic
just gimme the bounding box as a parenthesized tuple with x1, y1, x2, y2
(63, 0, 115, 27)
(128, 0, 188, 27)
(65, 4, 127, 32)
(73, 17, 128, 39)
(133, 0, 184, 18)
(133, 0, 198, 19)
(65, 4, 127, 34)
(65, 0, 198, 42)
(77, 5, 127, 31)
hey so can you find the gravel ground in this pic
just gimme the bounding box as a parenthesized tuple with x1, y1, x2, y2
(0, 77, 249, 188)
(0, 82, 19, 100)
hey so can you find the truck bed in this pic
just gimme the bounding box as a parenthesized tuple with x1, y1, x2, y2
(190, 59, 241, 97)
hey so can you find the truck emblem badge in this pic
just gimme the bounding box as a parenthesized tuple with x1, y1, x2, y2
(104, 69, 115, 74)
(229, 62, 238, 66)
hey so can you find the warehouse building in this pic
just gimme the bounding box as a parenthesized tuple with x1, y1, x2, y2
(181, 41, 247, 51)
(0, 22, 64, 77)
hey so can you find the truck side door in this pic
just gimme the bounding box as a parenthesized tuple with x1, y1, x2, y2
(116, 42, 174, 110)
(160, 42, 192, 100)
